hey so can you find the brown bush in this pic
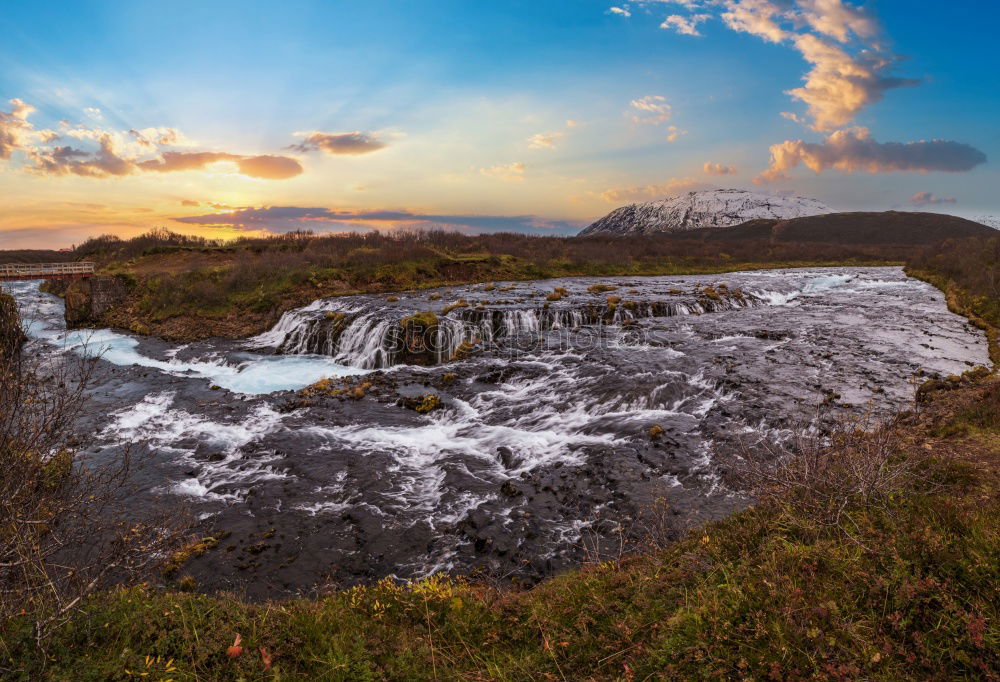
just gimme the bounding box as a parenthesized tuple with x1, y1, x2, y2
(730, 415, 930, 540)
(0, 310, 187, 648)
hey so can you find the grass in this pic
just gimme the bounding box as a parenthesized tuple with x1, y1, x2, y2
(2, 375, 998, 679)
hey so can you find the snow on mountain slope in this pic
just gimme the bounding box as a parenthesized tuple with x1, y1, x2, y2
(579, 189, 833, 236)
(973, 216, 1000, 230)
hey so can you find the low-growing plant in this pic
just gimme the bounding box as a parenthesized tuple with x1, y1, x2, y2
(441, 299, 469, 315)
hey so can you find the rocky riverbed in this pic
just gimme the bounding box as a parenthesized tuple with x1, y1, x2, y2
(3, 267, 989, 597)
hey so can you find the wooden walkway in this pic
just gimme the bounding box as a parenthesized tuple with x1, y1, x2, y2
(0, 262, 96, 282)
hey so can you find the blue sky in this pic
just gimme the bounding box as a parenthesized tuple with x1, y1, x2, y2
(0, 0, 996, 247)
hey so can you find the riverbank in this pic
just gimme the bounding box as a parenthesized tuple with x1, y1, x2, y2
(36, 228, 913, 340)
(2, 367, 997, 679)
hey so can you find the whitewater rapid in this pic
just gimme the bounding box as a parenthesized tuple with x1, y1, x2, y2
(3, 267, 990, 595)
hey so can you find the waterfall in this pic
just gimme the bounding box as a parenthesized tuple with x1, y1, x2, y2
(254, 288, 764, 369)
(333, 314, 399, 369)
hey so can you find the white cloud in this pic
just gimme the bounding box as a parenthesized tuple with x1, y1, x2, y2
(721, 0, 789, 44)
(798, 0, 877, 43)
(630, 95, 672, 124)
(480, 161, 526, 182)
(660, 13, 712, 35)
(608, 6, 632, 17)
(528, 132, 564, 149)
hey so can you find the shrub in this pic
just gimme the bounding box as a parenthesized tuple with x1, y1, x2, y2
(0, 312, 187, 645)
(731, 415, 928, 535)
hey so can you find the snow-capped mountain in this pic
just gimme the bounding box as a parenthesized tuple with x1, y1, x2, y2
(973, 216, 1000, 230)
(579, 188, 833, 236)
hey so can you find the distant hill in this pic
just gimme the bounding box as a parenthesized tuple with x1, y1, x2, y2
(578, 189, 832, 236)
(685, 211, 997, 245)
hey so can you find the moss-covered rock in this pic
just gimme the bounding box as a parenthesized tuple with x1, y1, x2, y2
(402, 393, 443, 413)
(398, 311, 440, 365)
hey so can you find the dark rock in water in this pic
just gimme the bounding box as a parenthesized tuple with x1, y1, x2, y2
(496, 447, 521, 469)
(500, 480, 522, 497)
(396, 312, 440, 366)
(478, 366, 518, 384)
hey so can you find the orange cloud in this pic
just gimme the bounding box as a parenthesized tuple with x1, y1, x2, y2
(600, 177, 702, 202)
(237, 155, 304, 179)
(704, 162, 737, 175)
(0, 99, 37, 160)
(137, 151, 240, 173)
(675, 0, 916, 131)
(1, 98, 303, 181)
(135, 151, 303, 179)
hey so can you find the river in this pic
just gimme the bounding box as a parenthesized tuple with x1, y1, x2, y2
(3, 267, 988, 597)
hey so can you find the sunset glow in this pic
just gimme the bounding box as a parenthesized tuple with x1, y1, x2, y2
(1, 0, 996, 248)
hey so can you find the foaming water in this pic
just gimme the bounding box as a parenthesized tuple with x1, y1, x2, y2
(3, 267, 990, 594)
(7, 281, 367, 394)
(100, 391, 289, 502)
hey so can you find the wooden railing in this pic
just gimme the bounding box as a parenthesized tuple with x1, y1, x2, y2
(0, 262, 96, 281)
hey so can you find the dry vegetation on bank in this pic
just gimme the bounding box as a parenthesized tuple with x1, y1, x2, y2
(20, 227, 918, 339)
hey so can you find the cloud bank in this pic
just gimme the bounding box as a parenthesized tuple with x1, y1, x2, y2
(173, 205, 581, 235)
(755, 127, 988, 183)
(0, 99, 303, 180)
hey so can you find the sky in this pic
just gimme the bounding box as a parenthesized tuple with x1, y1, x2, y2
(0, 0, 997, 249)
